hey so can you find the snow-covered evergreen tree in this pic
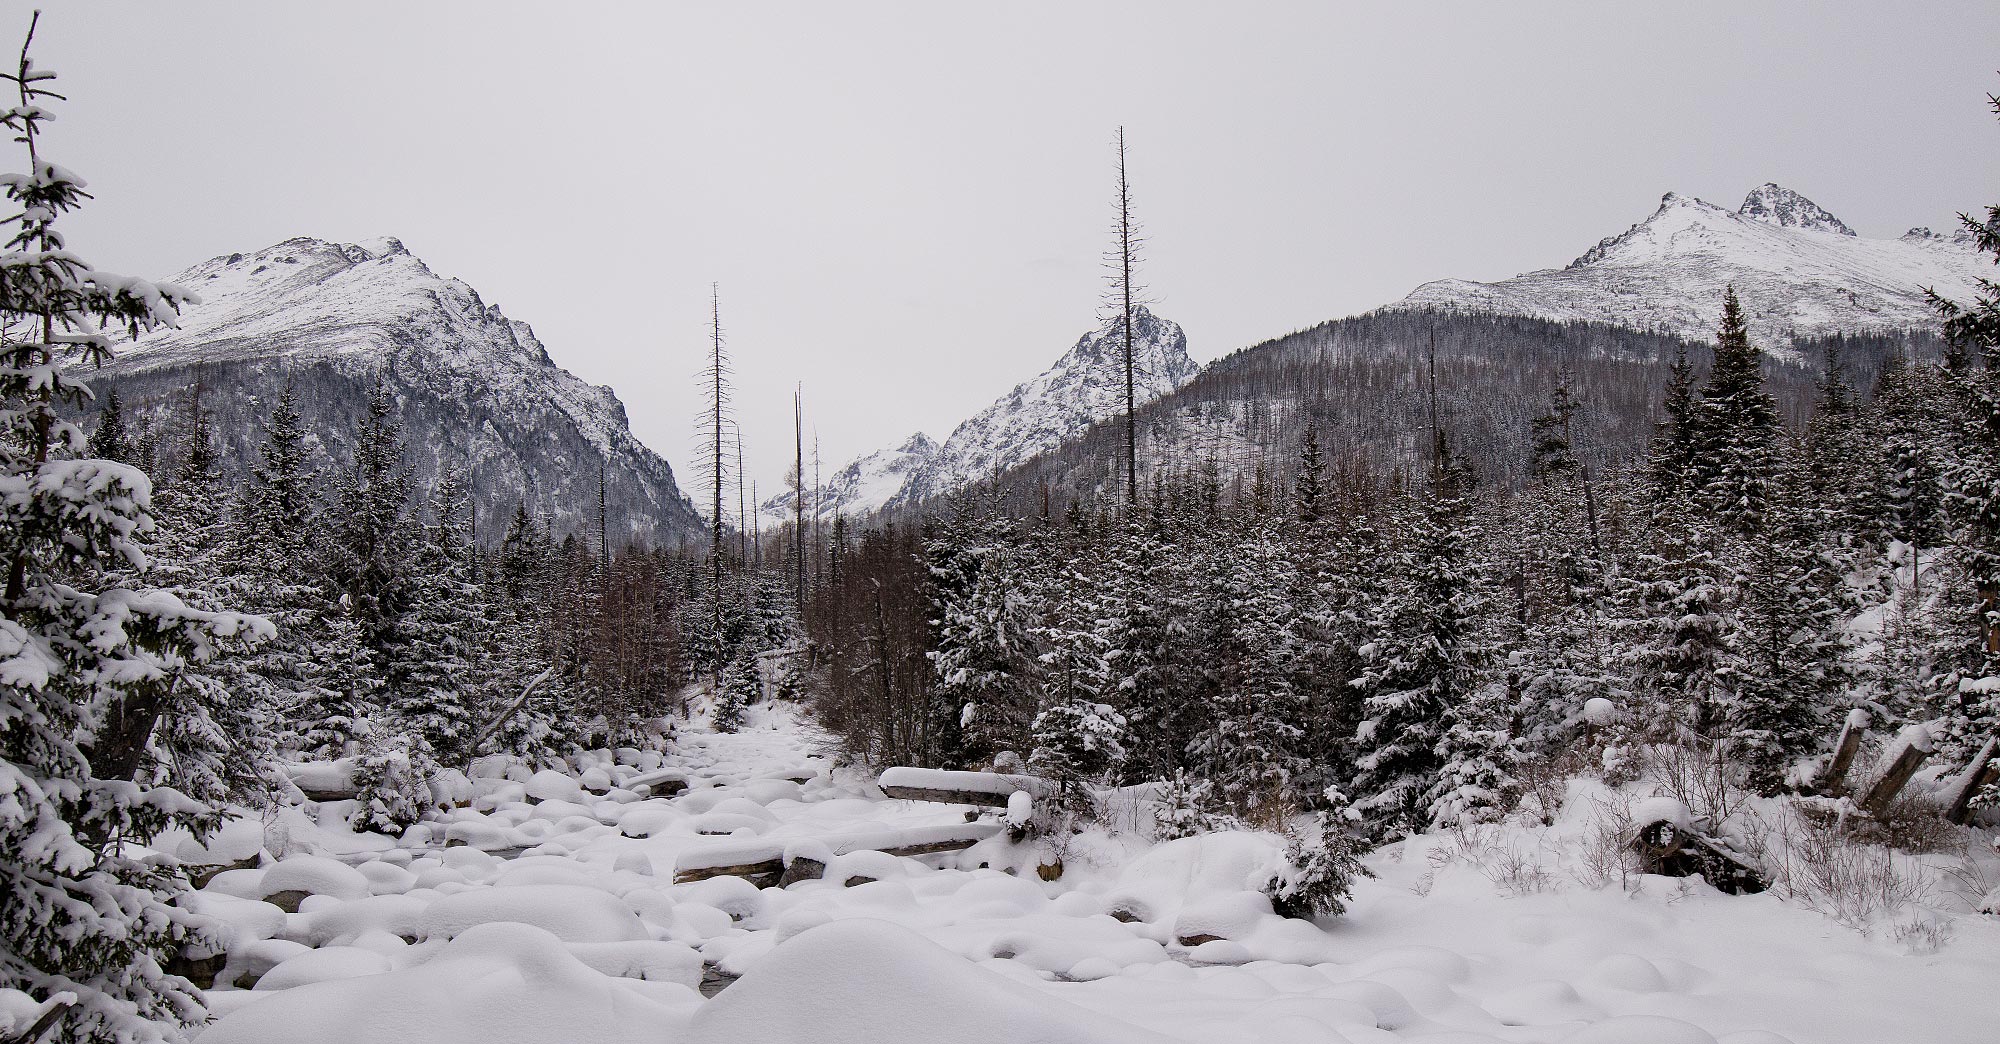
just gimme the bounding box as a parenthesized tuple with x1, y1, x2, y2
(1351, 495, 1484, 835)
(0, 24, 269, 1040)
(926, 500, 1035, 765)
(1695, 287, 1782, 532)
(1190, 529, 1308, 816)
(1266, 788, 1373, 920)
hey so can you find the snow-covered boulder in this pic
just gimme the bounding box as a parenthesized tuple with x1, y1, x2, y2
(419, 884, 648, 943)
(685, 918, 1167, 1044)
(260, 855, 371, 904)
(201, 922, 696, 1044)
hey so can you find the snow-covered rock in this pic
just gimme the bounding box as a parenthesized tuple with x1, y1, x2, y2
(201, 922, 697, 1044)
(1391, 185, 1988, 345)
(419, 884, 649, 943)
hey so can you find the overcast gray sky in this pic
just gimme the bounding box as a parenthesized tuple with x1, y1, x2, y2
(31, 2, 2000, 494)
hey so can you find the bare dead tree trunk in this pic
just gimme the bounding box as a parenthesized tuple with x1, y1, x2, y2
(794, 386, 806, 610)
(1112, 126, 1140, 508)
(705, 284, 729, 693)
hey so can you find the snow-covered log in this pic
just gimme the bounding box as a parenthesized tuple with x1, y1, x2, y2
(1628, 798, 1765, 894)
(1859, 723, 1933, 814)
(1, 993, 74, 1044)
(876, 767, 1056, 808)
(672, 822, 1005, 885)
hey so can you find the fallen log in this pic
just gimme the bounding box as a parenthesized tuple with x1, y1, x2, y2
(1, 994, 73, 1044)
(1629, 798, 1765, 895)
(1859, 724, 1933, 815)
(877, 767, 1054, 809)
(672, 821, 1003, 885)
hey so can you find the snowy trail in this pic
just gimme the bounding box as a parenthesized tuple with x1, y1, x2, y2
(174, 702, 2000, 1044)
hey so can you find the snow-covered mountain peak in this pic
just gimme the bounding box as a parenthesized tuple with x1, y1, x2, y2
(1738, 183, 1855, 236)
(94, 235, 700, 541)
(1397, 184, 1987, 342)
(885, 306, 1197, 508)
(758, 431, 941, 525)
(777, 307, 1200, 522)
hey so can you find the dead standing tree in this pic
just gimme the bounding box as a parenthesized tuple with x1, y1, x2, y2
(1106, 126, 1148, 509)
(699, 283, 732, 694)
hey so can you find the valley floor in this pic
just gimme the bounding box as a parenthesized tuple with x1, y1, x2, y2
(158, 702, 2000, 1044)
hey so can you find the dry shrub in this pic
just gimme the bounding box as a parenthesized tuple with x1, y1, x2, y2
(1513, 747, 1593, 826)
(1640, 738, 1746, 827)
(1415, 822, 1559, 897)
(1889, 915, 1954, 954)
(1567, 795, 1638, 891)
(1847, 793, 1963, 854)
(1769, 809, 1936, 928)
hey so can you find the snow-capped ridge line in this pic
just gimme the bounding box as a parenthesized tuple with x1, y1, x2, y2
(1399, 183, 1987, 343)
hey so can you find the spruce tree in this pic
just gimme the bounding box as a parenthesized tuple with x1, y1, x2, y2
(1695, 288, 1781, 531)
(1650, 344, 1703, 499)
(1351, 495, 1484, 835)
(1926, 87, 2000, 783)
(88, 385, 128, 462)
(0, 20, 268, 1040)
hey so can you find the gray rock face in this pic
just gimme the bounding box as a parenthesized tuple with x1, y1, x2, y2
(86, 236, 702, 545)
(1738, 183, 1855, 236)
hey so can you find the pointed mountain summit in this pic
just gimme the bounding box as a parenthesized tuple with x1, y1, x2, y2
(780, 306, 1197, 521)
(890, 304, 1197, 508)
(1738, 183, 1855, 236)
(91, 236, 702, 542)
(760, 432, 940, 525)
(1393, 185, 1987, 343)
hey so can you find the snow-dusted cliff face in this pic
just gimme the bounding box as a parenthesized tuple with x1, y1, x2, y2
(758, 432, 940, 526)
(95, 236, 701, 542)
(762, 305, 1197, 524)
(890, 305, 1197, 509)
(1393, 185, 1985, 344)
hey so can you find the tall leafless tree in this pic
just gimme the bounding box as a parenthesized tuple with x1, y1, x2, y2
(1106, 126, 1149, 508)
(699, 283, 731, 690)
(794, 384, 807, 609)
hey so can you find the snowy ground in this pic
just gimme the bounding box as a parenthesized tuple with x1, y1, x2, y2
(156, 702, 2000, 1044)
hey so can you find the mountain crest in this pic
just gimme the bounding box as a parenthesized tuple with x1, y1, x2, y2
(1738, 183, 1855, 236)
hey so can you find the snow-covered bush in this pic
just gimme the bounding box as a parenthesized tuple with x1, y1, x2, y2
(1264, 789, 1373, 920)
(350, 743, 433, 834)
(1152, 770, 1238, 841)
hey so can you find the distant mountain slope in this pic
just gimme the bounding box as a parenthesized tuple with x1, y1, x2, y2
(759, 432, 939, 526)
(1393, 184, 1985, 345)
(91, 236, 702, 544)
(888, 305, 1198, 508)
(763, 305, 1199, 523)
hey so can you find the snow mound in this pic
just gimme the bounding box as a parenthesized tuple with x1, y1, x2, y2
(419, 884, 648, 942)
(202, 922, 696, 1044)
(1564, 1015, 1718, 1044)
(685, 918, 1169, 1044)
(260, 854, 372, 902)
